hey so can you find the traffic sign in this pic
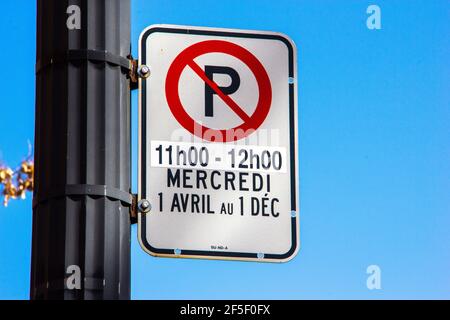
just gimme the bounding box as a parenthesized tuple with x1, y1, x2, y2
(165, 39, 272, 142)
(138, 24, 299, 262)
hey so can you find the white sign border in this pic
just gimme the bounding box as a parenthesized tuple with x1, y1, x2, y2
(138, 24, 300, 263)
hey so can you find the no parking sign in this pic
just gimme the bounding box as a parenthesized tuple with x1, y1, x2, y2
(165, 39, 272, 142)
(138, 25, 299, 262)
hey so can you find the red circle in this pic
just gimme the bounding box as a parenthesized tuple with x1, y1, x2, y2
(165, 40, 272, 142)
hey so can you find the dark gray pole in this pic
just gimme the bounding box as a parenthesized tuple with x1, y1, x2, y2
(31, 0, 132, 299)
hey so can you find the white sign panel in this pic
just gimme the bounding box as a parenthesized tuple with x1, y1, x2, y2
(138, 24, 299, 262)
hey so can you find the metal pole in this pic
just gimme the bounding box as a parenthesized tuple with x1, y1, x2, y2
(31, 0, 132, 299)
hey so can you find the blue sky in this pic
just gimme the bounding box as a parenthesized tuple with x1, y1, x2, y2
(0, 0, 449, 299)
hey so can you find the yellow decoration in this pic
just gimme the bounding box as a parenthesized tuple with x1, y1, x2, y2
(0, 160, 34, 206)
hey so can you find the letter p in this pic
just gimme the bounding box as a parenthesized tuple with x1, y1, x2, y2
(204, 65, 240, 117)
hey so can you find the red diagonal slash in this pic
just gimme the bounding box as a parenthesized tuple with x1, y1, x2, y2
(187, 60, 251, 122)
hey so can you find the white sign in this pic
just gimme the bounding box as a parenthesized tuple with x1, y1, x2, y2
(138, 24, 299, 262)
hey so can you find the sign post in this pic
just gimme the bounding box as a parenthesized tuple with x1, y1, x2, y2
(138, 25, 299, 262)
(31, 0, 132, 299)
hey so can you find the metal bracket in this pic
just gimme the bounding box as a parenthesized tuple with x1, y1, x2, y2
(129, 196, 151, 224)
(128, 55, 139, 90)
(130, 193, 138, 224)
(128, 56, 152, 91)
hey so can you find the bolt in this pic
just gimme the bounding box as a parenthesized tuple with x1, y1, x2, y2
(138, 199, 151, 213)
(138, 65, 150, 78)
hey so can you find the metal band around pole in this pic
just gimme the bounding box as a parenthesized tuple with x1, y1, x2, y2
(35, 49, 132, 74)
(32, 184, 133, 208)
